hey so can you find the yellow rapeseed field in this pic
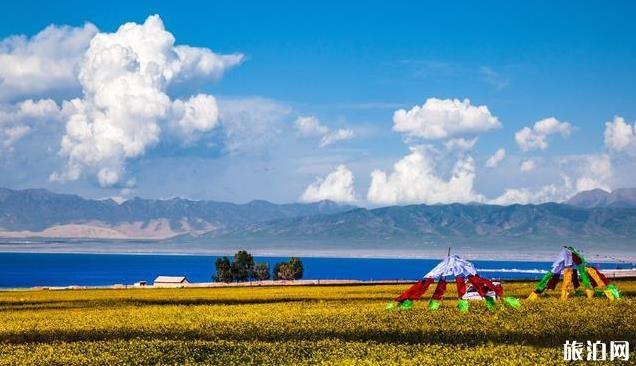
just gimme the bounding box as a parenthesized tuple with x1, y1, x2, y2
(0, 281, 634, 365)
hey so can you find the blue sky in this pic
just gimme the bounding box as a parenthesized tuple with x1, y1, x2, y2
(0, 1, 635, 204)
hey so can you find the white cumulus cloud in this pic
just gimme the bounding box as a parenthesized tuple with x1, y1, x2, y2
(52, 15, 243, 186)
(490, 180, 572, 205)
(491, 153, 612, 205)
(300, 164, 356, 203)
(515, 117, 572, 151)
(485, 148, 506, 168)
(0, 22, 98, 101)
(392, 98, 500, 139)
(0, 99, 68, 148)
(604, 116, 635, 155)
(295, 116, 329, 136)
(294, 115, 354, 148)
(171, 94, 219, 142)
(566, 153, 612, 193)
(445, 137, 478, 152)
(520, 159, 536, 172)
(367, 147, 484, 205)
(320, 128, 354, 148)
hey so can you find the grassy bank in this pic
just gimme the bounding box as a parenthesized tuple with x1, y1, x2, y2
(0, 281, 634, 365)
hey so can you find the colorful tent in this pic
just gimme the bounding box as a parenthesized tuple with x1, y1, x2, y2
(388, 254, 520, 312)
(528, 246, 620, 301)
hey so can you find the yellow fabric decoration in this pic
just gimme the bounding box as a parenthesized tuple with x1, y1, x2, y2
(585, 267, 615, 300)
(561, 268, 573, 301)
(585, 267, 607, 287)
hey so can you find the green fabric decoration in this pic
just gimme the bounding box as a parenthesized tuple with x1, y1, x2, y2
(386, 301, 397, 310)
(569, 246, 593, 289)
(606, 284, 620, 299)
(485, 296, 496, 311)
(428, 299, 440, 311)
(535, 271, 553, 292)
(398, 299, 413, 310)
(457, 299, 469, 313)
(577, 264, 593, 289)
(570, 246, 586, 263)
(574, 289, 585, 297)
(503, 297, 521, 309)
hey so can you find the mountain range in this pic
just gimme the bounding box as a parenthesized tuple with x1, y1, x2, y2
(0, 188, 354, 239)
(566, 188, 636, 208)
(1, 188, 636, 249)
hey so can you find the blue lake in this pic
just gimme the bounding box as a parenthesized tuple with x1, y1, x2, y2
(0, 252, 630, 288)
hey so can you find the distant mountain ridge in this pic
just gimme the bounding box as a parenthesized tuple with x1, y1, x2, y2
(201, 202, 636, 242)
(566, 188, 636, 208)
(0, 188, 355, 239)
(1, 187, 636, 245)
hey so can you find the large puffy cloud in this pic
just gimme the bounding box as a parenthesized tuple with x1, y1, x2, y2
(515, 117, 572, 151)
(367, 147, 484, 205)
(485, 148, 506, 168)
(52, 15, 243, 186)
(444, 137, 477, 152)
(491, 153, 612, 205)
(0, 23, 98, 101)
(0, 99, 68, 149)
(490, 180, 572, 205)
(300, 164, 356, 203)
(392, 98, 500, 139)
(604, 116, 635, 155)
(565, 153, 612, 193)
(171, 94, 219, 142)
(294, 115, 354, 148)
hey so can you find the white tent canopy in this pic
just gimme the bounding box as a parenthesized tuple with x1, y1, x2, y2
(550, 247, 575, 273)
(424, 255, 477, 279)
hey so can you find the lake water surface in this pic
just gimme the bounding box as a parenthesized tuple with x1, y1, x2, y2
(0, 252, 631, 288)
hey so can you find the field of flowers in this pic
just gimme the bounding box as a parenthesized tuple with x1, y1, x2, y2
(0, 281, 634, 365)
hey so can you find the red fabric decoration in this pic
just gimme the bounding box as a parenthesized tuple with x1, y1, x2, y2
(455, 276, 467, 298)
(572, 269, 580, 289)
(395, 277, 434, 302)
(591, 267, 609, 287)
(547, 272, 561, 290)
(468, 275, 487, 297)
(431, 279, 447, 300)
(480, 277, 504, 297)
(588, 270, 599, 287)
(468, 275, 503, 297)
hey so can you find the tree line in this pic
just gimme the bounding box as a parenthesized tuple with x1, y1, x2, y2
(214, 250, 304, 282)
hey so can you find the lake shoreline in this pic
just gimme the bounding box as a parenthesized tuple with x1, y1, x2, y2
(0, 245, 634, 263)
(0, 252, 633, 289)
(3, 268, 636, 291)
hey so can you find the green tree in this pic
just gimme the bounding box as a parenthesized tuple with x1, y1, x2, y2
(232, 250, 255, 282)
(273, 262, 284, 280)
(273, 257, 304, 280)
(289, 257, 304, 280)
(213, 256, 232, 283)
(253, 262, 270, 281)
(275, 262, 295, 280)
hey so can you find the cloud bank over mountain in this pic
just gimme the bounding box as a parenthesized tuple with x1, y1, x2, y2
(0, 14, 635, 207)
